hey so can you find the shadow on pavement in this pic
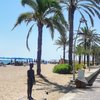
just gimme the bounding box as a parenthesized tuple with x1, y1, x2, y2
(35, 75, 74, 94)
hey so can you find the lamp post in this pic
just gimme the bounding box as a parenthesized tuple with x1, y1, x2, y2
(72, 17, 87, 82)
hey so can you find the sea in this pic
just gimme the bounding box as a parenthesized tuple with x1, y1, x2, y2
(0, 60, 11, 64)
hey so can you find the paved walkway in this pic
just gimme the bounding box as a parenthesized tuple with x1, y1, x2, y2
(59, 66, 100, 100)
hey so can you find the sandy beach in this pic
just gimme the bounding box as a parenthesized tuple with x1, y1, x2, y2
(0, 64, 73, 100)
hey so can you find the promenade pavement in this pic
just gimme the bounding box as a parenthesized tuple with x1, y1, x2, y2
(58, 66, 100, 100)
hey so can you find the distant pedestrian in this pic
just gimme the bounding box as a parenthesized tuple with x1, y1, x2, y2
(27, 63, 36, 100)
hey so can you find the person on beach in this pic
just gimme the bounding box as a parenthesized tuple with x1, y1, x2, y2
(27, 63, 36, 100)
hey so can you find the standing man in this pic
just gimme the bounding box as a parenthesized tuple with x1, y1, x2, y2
(27, 63, 36, 100)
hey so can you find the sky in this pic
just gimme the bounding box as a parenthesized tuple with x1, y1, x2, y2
(0, 0, 100, 61)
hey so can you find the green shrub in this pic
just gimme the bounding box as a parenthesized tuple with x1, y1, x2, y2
(75, 63, 85, 71)
(53, 64, 71, 74)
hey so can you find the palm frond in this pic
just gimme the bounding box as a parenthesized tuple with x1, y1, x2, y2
(49, 0, 61, 10)
(43, 8, 57, 17)
(21, 0, 37, 11)
(88, 0, 100, 10)
(53, 19, 66, 36)
(95, 0, 100, 4)
(44, 18, 54, 39)
(12, 12, 33, 30)
(79, 4, 95, 16)
(26, 24, 34, 51)
(55, 38, 63, 45)
(92, 7, 100, 19)
(37, 0, 61, 14)
(82, 8, 94, 26)
(36, 0, 47, 13)
(49, 25, 54, 39)
(54, 34, 68, 51)
(55, 10, 68, 27)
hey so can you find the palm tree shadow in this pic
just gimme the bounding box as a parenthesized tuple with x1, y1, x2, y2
(36, 74, 75, 94)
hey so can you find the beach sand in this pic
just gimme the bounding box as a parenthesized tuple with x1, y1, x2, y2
(0, 64, 73, 100)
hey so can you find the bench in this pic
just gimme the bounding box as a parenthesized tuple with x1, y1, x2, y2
(75, 69, 100, 88)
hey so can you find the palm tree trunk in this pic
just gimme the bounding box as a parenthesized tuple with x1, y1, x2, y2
(84, 54, 86, 65)
(92, 52, 95, 65)
(84, 38, 87, 65)
(68, 4, 75, 67)
(87, 54, 89, 67)
(37, 22, 43, 75)
(79, 55, 81, 64)
(63, 45, 65, 63)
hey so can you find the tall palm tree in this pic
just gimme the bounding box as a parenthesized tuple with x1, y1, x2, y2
(58, 0, 100, 67)
(12, 0, 67, 75)
(54, 32, 68, 63)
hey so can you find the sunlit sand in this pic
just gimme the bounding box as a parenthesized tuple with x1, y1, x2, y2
(0, 64, 72, 100)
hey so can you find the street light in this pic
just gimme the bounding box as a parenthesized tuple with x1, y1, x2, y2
(72, 17, 87, 82)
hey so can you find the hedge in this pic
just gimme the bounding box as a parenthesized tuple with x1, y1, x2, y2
(53, 64, 71, 74)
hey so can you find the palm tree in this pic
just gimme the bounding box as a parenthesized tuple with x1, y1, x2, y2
(78, 27, 88, 65)
(12, 0, 67, 75)
(79, 27, 100, 67)
(88, 30, 100, 65)
(58, 0, 100, 67)
(54, 32, 68, 63)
